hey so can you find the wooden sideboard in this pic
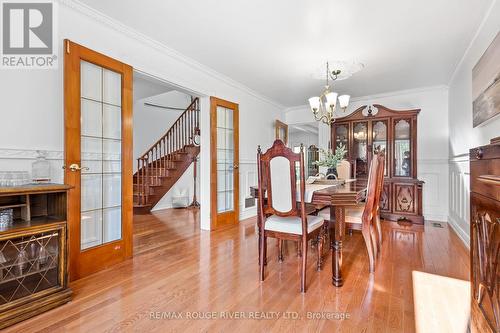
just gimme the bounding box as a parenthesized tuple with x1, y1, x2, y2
(470, 138, 499, 333)
(0, 184, 72, 329)
(331, 104, 424, 224)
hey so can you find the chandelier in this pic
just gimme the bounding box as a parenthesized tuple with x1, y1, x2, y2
(308, 62, 353, 125)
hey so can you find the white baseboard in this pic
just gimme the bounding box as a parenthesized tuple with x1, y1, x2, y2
(424, 214, 449, 222)
(239, 207, 257, 221)
(448, 214, 470, 249)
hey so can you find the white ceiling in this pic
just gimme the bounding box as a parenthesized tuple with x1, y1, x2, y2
(80, 0, 493, 107)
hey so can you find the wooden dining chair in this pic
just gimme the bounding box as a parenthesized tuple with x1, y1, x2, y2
(336, 160, 351, 180)
(257, 140, 325, 292)
(319, 152, 385, 272)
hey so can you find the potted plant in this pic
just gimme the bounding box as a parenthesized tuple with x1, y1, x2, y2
(313, 144, 347, 179)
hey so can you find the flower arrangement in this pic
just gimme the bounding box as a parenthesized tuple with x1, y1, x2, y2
(313, 143, 347, 169)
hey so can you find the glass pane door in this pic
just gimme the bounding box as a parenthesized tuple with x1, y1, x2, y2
(334, 124, 349, 150)
(353, 122, 368, 178)
(80, 61, 122, 250)
(394, 119, 411, 177)
(372, 120, 388, 176)
(216, 106, 234, 213)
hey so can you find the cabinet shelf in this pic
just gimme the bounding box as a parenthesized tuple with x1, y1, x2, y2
(0, 264, 57, 285)
(0, 203, 27, 210)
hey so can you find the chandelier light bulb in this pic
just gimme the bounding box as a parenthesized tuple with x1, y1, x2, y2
(309, 96, 321, 112)
(325, 92, 338, 109)
(339, 95, 350, 109)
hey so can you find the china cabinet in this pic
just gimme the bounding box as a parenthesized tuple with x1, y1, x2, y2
(0, 184, 72, 329)
(469, 138, 499, 333)
(331, 104, 424, 224)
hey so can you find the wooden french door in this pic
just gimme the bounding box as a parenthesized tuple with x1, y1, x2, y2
(210, 97, 239, 229)
(64, 40, 133, 281)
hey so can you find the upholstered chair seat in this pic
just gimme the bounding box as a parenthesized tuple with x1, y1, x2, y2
(265, 215, 324, 234)
(318, 206, 363, 224)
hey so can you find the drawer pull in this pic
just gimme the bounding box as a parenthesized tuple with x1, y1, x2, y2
(477, 175, 500, 186)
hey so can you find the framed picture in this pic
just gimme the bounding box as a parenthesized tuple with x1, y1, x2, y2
(275, 120, 288, 145)
(472, 32, 500, 127)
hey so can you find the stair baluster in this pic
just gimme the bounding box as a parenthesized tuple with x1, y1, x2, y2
(134, 98, 200, 209)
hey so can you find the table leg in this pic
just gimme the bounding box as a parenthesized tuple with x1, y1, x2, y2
(331, 205, 345, 287)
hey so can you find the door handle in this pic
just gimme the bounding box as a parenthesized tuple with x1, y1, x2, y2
(63, 164, 89, 172)
(233, 163, 239, 169)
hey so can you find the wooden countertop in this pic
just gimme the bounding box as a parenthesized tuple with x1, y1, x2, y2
(0, 183, 72, 196)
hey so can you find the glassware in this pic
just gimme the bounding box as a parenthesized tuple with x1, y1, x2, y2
(32, 151, 50, 183)
(0, 209, 13, 227)
(0, 250, 6, 280)
(30, 243, 40, 270)
(16, 249, 29, 276)
(38, 246, 49, 267)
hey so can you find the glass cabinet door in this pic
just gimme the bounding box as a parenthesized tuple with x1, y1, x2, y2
(394, 119, 411, 177)
(372, 120, 388, 176)
(353, 122, 368, 178)
(333, 124, 349, 151)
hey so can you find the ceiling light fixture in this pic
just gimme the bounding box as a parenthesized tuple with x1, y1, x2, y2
(309, 61, 362, 125)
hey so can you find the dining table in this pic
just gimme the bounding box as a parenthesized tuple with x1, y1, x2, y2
(250, 180, 367, 287)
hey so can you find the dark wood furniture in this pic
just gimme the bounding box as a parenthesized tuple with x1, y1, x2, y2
(0, 184, 72, 329)
(319, 152, 385, 272)
(331, 104, 424, 224)
(251, 179, 366, 287)
(470, 138, 499, 333)
(256, 140, 325, 292)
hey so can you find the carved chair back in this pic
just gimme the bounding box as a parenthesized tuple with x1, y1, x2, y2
(337, 160, 351, 180)
(362, 152, 385, 226)
(257, 140, 307, 232)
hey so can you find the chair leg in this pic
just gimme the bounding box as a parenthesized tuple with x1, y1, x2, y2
(296, 241, 302, 257)
(278, 239, 284, 262)
(258, 229, 261, 265)
(259, 234, 266, 281)
(316, 232, 323, 271)
(301, 237, 308, 293)
(362, 225, 375, 273)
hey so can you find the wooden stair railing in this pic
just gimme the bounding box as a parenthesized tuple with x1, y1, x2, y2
(135, 97, 200, 207)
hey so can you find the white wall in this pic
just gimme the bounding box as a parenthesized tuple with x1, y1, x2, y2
(288, 131, 318, 149)
(285, 86, 450, 222)
(133, 90, 191, 162)
(448, 0, 500, 246)
(0, 0, 284, 230)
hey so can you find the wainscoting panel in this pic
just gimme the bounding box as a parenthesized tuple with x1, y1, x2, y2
(448, 154, 470, 247)
(418, 158, 449, 222)
(239, 159, 257, 220)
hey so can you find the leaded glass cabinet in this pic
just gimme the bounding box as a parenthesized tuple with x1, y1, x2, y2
(331, 104, 424, 224)
(0, 184, 72, 329)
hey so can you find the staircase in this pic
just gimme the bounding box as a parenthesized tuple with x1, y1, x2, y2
(133, 98, 200, 214)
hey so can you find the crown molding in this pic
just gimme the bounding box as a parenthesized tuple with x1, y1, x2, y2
(59, 0, 286, 110)
(284, 85, 449, 113)
(448, 0, 498, 85)
(349, 85, 449, 103)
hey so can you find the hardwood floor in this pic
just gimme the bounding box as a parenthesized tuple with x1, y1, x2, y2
(5, 209, 470, 333)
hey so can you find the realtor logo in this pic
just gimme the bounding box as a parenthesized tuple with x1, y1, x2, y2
(1, 0, 57, 69)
